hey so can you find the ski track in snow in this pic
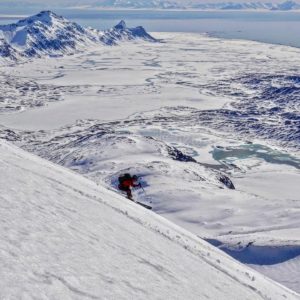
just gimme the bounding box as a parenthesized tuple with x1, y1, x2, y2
(0, 32, 300, 294)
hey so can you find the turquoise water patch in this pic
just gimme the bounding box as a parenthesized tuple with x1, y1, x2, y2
(212, 144, 300, 169)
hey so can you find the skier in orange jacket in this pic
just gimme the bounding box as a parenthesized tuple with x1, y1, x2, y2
(118, 174, 141, 200)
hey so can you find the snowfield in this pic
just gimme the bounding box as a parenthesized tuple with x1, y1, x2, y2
(1, 32, 299, 151)
(0, 14, 300, 296)
(0, 139, 299, 299)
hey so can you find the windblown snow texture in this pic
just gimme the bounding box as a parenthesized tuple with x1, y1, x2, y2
(196, 73, 300, 150)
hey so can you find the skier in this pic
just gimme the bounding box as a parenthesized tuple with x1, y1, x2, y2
(118, 173, 141, 200)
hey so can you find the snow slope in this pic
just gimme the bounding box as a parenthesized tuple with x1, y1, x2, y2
(1, 139, 299, 299)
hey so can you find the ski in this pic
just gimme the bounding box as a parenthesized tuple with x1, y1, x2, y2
(135, 201, 152, 210)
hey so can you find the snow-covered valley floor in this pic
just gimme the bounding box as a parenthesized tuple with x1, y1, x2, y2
(1, 32, 300, 296)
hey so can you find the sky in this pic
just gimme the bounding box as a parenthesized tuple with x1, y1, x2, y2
(0, 0, 287, 5)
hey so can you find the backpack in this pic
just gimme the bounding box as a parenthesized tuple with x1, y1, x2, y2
(118, 173, 131, 185)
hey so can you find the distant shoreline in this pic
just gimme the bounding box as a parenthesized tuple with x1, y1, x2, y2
(2, 8, 300, 16)
(2, 9, 300, 20)
(2, 8, 300, 49)
(0, 15, 27, 19)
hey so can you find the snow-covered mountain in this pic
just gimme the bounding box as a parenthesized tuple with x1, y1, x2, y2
(274, 0, 300, 10)
(93, 0, 300, 10)
(1, 139, 299, 299)
(193, 1, 300, 10)
(0, 38, 20, 61)
(0, 11, 156, 61)
(100, 20, 157, 45)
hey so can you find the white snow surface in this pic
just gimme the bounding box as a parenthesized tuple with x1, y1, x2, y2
(0, 31, 300, 294)
(0, 32, 299, 151)
(0, 139, 299, 299)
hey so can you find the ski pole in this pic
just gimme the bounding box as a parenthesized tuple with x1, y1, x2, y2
(140, 184, 146, 195)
